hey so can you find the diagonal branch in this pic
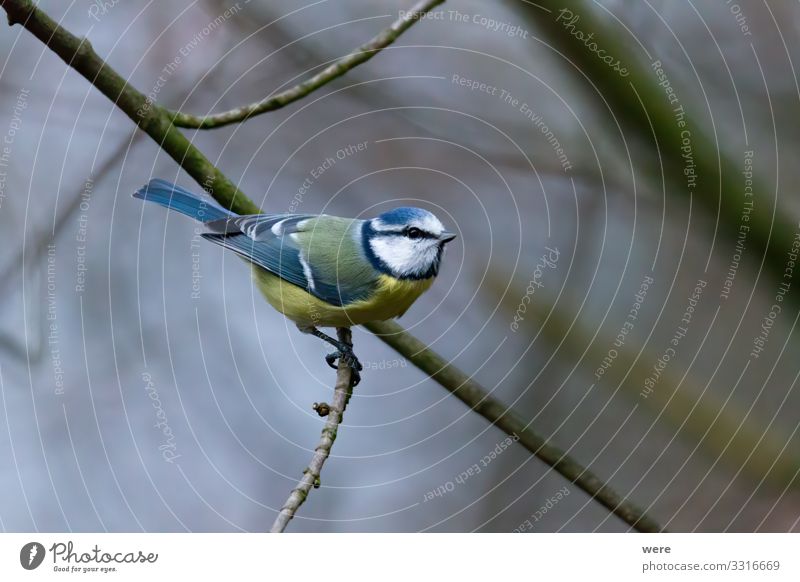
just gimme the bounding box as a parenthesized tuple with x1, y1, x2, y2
(168, 0, 446, 129)
(0, 0, 259, 216)
(271, 328, 355, 533)
(1, 0, 664, 532)
(365, 320, 664, 532)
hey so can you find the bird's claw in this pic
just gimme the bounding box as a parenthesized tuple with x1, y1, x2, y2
(325, 347, 362, 386)
(324, 351, 340, 370)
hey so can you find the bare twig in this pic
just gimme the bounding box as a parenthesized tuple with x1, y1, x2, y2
(1, 0, 665, 533)
(169, 0, 446, 129)
(271, 328, 355, 533)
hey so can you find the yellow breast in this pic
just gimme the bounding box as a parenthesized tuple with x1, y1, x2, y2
(253, 268, 434, 328)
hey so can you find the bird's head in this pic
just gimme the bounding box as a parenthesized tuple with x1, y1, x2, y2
(362, 207, 456, 280)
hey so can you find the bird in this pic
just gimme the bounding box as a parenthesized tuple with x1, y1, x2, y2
(133, 179, 456, 384)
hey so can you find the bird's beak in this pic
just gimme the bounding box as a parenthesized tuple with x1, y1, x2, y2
(440, 231, 457, 243)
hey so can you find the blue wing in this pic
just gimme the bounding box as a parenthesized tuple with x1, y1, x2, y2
(133, 180, 376, 307)
(202, 214, 370, 307)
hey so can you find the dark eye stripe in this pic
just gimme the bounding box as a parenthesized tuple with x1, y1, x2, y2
(405, 226, 435, 239)
(375, 227, 436, 239)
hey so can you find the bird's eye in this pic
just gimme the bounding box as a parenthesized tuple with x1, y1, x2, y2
(406, 227, 424, 239)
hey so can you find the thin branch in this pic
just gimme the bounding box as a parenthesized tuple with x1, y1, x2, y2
(364, 320, 664, 532)
(271, 328, 355, 533)
(169, 0, 446, 129)
(1, 0, 664, 532)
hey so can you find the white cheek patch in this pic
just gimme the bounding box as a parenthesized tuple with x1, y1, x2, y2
(370, 236, 440, 277)
(370, 236, 417, 275)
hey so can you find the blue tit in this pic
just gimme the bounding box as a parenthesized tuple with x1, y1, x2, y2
(133, 179, 456, 383)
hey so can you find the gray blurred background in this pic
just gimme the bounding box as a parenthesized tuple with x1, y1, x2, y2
(0, 0, 799, 532)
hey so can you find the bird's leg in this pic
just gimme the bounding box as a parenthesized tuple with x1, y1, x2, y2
(305, 326, 362, 385)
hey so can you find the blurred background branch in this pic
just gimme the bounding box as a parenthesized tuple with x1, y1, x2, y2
(514, 1, 791, 297)
(0, 130, 140, 361)
(484, 274, 800, 491)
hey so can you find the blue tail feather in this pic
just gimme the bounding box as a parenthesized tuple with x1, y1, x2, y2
(133, 179, 235, 222)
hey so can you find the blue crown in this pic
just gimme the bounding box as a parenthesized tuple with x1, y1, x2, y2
(376, 206, 433, 225)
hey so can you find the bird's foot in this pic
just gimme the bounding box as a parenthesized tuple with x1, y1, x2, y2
(304, 326, 362, 386)
(325, 345, 362, 386)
